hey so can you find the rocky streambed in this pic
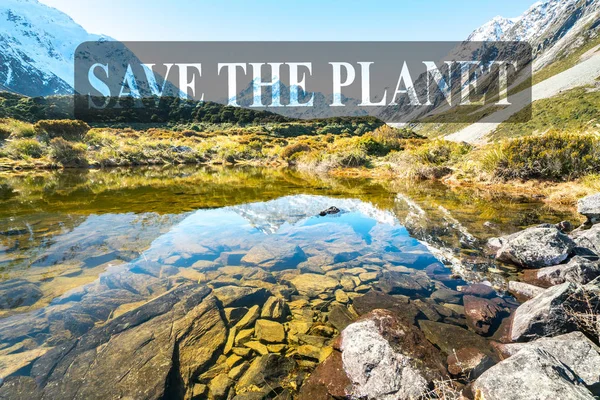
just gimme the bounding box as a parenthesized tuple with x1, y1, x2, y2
(0, 169, 598, 400)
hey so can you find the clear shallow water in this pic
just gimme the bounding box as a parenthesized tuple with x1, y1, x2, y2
(0, 166, 578, 396)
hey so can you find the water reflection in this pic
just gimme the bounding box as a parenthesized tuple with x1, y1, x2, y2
(0, 166, 579, 397)
(0, 166, 576, 314)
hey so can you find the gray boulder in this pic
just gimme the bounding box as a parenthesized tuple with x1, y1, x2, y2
(523, 256, 600, 287)
(508, 281, 545, 302)
(474, 348, 595, 400)
(341, 310, 446, 400)
(499, 332, 600, 394)
(510, 282, 577, 342)
(573, 224, 600, 257)
(578, 193, 600, 225)
(495, 226, 575, 268)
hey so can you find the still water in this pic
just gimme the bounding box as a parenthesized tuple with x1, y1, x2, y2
(0, 166, 576, 398)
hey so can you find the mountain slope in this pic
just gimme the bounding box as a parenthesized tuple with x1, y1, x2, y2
(0, 0, 107, 96)
(470, 0, 600, 73)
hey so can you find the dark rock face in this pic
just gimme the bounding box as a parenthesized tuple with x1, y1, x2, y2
(494, 227, 575, 268)
(341, 310, 446, 400)
(578, 193, 600, 225)
(297, 351, 351, 400)
(0, 279, 43, 309)
(7, 283, 227, 400)
(241, 243, 307, 271)
(523, 256, 600, 288)
(463, 295, 506, 335)
(474, 348, 596, 400)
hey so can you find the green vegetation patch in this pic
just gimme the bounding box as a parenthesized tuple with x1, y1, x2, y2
(490, 87, 600, 141)
(482, 131, 600, 180)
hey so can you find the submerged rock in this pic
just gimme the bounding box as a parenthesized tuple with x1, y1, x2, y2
(341, 310, 446, 400)
(461, 283, 496, 299)
(328, 305, 356, 331)
(260, 296, 288, 320)
(0, 279, 42, 309)
(578, 193, 600, 225)
(447, 347, 495, 380)
(236, 354, 296, 393)
(213, 286, 270, 308)
(290, 274, 339, 298)
(20, 283, 226, 400)
(298, 351, 351, 399)
(463, 295, 506, 335)
(255, 319, 286, 344)
(352, 291, 420, 323)
(494, 226, 575, 268)
(418, 320, 493, 357)
(376, 271, 432, 296)
(430, 288, 462, 304)
(241, 242, 306, 271)
(474, 348, 595, 400)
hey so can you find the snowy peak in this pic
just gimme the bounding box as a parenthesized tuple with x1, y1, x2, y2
(0, 0, 108, 96)
(467, 16, 520, 41)
(468, 0, 600, 71)
(469, 0, 581, 42)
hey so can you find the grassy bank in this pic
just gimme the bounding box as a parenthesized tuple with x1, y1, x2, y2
(1, 117, 599, 208)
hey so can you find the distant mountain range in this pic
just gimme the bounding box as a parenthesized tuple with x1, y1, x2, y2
(1, 0, 599, 97)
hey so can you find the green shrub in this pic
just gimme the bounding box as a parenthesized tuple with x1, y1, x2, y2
(491, 132, 600, 180)
(34, 120, 91, 141)
(338, 150, 368, 167)
(84, 130, 116, 147)
(0, 119, 35, 139)
(281, 142, 311, 159)
(410, 140, 472, 165)
(49, 138, 88, 167)
(5, 139, 44, 159)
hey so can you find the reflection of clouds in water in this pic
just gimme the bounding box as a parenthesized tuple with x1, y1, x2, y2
(137, 195, 432, 268)
(228, 195, 399, 235)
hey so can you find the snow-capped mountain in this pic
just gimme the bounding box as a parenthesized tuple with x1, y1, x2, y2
(470, 0, 600, 71)
(467, 16, 520, 41)
(0, 0, 108, 96)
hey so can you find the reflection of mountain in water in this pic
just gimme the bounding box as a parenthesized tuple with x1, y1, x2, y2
(227, 195, 398, 235)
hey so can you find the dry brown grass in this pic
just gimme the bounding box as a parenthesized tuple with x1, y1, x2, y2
(563, 285, 600, 343)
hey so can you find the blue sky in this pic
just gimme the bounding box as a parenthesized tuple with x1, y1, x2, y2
(40, 0, 534, 41)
